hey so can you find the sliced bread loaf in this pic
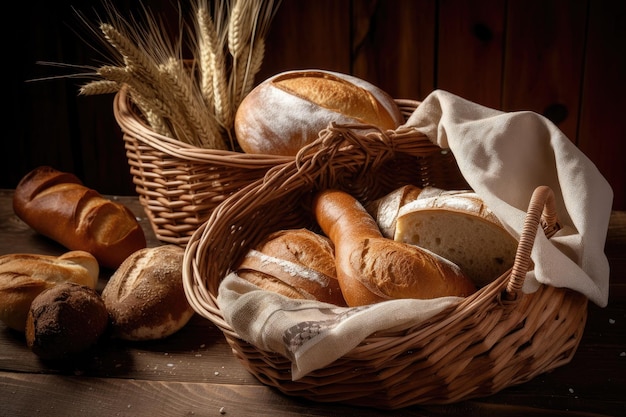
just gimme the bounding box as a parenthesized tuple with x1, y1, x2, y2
(394, 191, 518, 287)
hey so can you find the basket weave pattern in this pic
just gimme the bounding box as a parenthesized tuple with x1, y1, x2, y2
(181, 120, 588, 408)
(113, 85, 293, 245)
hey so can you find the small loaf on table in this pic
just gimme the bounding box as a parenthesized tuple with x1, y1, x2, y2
(102, 245, 194, 341)
(0, 251, 99, 332)
(13, 166, 146, 269)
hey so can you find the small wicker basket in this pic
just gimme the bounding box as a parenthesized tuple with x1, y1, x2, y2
(113, 85, 293, 245)
(182, 122, 588, 408)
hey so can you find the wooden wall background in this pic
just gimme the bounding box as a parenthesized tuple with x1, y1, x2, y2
(4, 0, 625, 209)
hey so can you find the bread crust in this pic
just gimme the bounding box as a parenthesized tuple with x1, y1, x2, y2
(234, 70, 404, 156)
(236, 229, 346, 306)
(26, 282, 109, 360)
(0, 251, 99, 332)
(101, 245, 194, 341)
(313, 189, 476, 307)
(395, 191, 518, 287)
(13, 166, 146, 269)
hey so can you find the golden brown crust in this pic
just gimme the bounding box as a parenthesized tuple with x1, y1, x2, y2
(236, 229, 346, 306)
(0, 251, 99, 332)
(313, 189, 476, 307)
(12, 166, 146, 269)
(234, 70, 404, 156)
(101, 245, 194, 341)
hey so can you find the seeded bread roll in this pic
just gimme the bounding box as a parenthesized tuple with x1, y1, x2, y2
(234, 70, 404, 156)
(101, 245, 194, 341)
(394, 191, 518, 287)
(236, 229, 346, 306)
(26, 282, 109, 360)
(0, 251, 99, 332)
(313, 189, 476, 307)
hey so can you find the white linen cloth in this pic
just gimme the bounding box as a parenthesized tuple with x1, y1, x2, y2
(217, 89, 613, 380)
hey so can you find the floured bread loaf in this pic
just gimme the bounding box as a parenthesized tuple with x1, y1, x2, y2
(234, 70, 404, 156)
(236, 229, 346, 306)
(394, 191, 518, 287)
(102, 245, 194, 341)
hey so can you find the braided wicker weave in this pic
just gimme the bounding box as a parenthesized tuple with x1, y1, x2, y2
(182, 122, 588, 408)
(113, 85, 293, 245)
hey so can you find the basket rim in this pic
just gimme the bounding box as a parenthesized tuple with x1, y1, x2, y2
(113, 84, 295, 164)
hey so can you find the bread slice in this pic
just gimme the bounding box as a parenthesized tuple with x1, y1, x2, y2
(394, 192, 518, 287)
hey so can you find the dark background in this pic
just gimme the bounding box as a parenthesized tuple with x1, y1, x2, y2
(4, 0, 625, 209)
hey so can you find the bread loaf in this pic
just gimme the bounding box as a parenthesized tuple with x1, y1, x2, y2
(26, 282, 109, 360)
(0, 251, 99, 332)
(313, 189, 476, 307)
(101, 245, 194, 341)
(364, 185, 423, 238)
(13, 166, 146, 269)
(235, 228, 346, 306)
(234, 70, 404, 156)
(394, 191, 518, 287)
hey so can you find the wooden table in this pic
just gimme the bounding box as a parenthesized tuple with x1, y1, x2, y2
(1, 189, 624, 417)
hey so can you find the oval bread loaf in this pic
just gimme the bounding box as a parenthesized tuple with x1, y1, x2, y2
(234, 70, 404, 156)
(235, 228, 346, 306)
(101, 245, 194, 341)
(0, 251, 99, 332)
(394, 191, 518, 287)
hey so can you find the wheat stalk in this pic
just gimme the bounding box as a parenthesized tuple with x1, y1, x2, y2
(72, 0, 281, 150)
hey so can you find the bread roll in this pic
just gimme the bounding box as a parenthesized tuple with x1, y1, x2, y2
(0, 251, 99, 332)
(13, 166, 146, 269)
(234, 70, 404, 156)
(235, 228, 346, 306)
(394, 191, 518, 287)
(313, 189, 476, 307)
(26, 282, 109, 360)
(101, 245, 194, 341)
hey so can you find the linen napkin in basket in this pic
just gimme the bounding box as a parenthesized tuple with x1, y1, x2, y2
(218, 89, 613, 380)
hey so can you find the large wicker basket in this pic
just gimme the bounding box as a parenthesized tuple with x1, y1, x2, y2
(182, 123, 588, 408)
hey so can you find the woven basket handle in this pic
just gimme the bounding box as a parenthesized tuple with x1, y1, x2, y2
(505, 185, 558, 299)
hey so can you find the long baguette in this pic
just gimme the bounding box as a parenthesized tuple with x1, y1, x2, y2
(313, 189, 476, 307)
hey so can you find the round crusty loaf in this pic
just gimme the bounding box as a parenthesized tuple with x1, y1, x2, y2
(26, 282, 109, 360)
(234, 70, 404, 156)
(394, 191, 519, 287)
(102, 245, 194, 341)
(0, 251, 99, 332)
(313, 189, 476, 307)
(235, 228, 346, 306)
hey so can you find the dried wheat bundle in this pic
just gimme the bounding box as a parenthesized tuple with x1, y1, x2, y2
(76, 0, 281, 150)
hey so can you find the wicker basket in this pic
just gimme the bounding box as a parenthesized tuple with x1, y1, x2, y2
(182, 123, 588, 408)
(113, 85, 294, 245)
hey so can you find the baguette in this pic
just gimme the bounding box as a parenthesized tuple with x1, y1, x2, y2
(313, 189, 476, 307)
(0, 251, 99, 332)
(13, 166, 146, 269)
